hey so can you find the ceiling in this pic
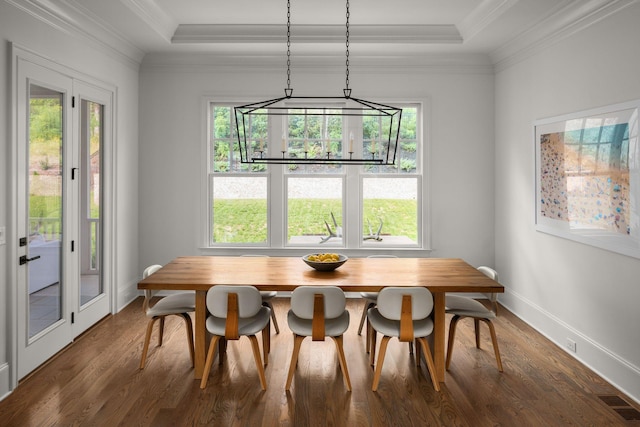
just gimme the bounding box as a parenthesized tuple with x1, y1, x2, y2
(11, 0, 635, 65)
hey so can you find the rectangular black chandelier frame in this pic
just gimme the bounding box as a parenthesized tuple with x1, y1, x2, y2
(234, 95, 403, 165)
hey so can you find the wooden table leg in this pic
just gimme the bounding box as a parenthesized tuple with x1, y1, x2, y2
(194, 290, 207, 379)
(432, 292, 446, 382)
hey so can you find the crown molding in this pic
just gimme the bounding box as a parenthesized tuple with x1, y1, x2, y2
(172, 24, 463, 45)
(492, 0, 639, 71)
(120, 0, 176, 43)
(457, 0, 520, 41)
(6, 0, 144, 67)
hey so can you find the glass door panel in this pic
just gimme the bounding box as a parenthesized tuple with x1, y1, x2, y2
(27, 84, 64, 338)
(80, 100, 103, 306)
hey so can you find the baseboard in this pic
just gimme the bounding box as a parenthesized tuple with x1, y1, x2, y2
(0, 363, 11, 402)
(500, 288, 640, 405)
(117, 281, 140, 312)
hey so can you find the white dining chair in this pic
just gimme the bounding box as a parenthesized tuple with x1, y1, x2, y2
(285, 286, 351, 391)
(200, 285, 271, 390)
(241, 255, 280, 334)
(478, 265, 500, 315)
(356, 255, 413, 354)
(445, 266, 503, 372)
(139, 264, 195, 369)
(357, 255, 399, 336)
(367, 287, 440, 391)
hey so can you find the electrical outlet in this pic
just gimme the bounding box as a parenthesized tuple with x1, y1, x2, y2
(567, 338, 577, 353)
(0, 226, 6, 245)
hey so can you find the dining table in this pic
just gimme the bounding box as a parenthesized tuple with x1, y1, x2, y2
(137, 256, 504, 383)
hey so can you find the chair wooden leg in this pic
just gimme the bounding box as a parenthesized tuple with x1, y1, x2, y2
(286, 334, 305, 390)
(264, 301, 280, 334)
(357, 303, 368, 336)
(262, 322, 270, 365)
(249, 335, 267, 390)
(180, 313, 195, 367)
(200, 335, 220, 389)
(474, 318, 481, 349)
(358, 302, 374, 335)
(158, 316, 165, 346)
(218, 338, 227, 365)
(446, 315, 461, 370)
(332, 335, 352, 391)
(415, 338, 421, 367)
(366, 317, 372, 354)
(139, 317, 159, 369)
(369, 325, 377, 366)
(409, 341, 414, 355)
(481, 319, 503, 372)
(371, 336, 391, 391)
(417, 337, 440, 392)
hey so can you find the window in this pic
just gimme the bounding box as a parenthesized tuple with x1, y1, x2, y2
(207, 102, 424, 250)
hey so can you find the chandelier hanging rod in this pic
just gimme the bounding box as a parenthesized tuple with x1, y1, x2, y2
(234, 0, 403, 166)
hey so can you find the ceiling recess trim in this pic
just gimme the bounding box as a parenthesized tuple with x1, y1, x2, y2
(171, 24, 463, 45)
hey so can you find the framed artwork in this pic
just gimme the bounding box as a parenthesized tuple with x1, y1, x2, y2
(535, 100, 640, 259)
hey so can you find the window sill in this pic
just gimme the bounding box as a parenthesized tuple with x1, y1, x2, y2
(197, 245, 432, 258)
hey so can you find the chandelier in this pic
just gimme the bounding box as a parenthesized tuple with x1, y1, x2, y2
(234, 0, 403, 165)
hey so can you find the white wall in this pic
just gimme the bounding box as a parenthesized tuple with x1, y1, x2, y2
(0, 1, 140, 397)
(138, 57, 495, 270)
(495, 3, 640, 403)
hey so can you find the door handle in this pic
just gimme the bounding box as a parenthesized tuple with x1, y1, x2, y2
(19, 255, 41, 265)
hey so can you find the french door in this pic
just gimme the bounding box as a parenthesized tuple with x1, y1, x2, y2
(15, 56, 112, 379)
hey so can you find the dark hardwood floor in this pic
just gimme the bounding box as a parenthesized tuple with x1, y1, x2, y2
(0, 297, 638, 426)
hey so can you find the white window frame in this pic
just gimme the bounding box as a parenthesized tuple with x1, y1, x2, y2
(200, 97, 431, 255)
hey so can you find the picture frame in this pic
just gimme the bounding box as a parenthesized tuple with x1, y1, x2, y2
(534, 100, 640, 259)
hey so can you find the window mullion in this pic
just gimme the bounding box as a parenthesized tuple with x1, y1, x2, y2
(345, 167, 360, 248)
(344, 113, 361, 248)
(271, 165, 284, 247)
(269, 115, 285, 247)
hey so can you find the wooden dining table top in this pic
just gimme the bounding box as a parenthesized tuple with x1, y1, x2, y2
(137, 255, 504, 293)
